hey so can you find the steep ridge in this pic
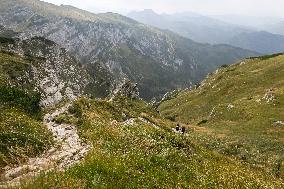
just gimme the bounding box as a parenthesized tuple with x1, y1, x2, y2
(0, 0, 258, 100)
(0, 27, 93, 106)
(158, 54, 284, 176)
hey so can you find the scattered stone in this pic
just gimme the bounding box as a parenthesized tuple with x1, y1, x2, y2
(111, 120, 118, 126)
(247, 97, 253, 100)
(227, 104, 234, 110)
(138, 117, 160, 129)
(274, 121, 284, 126)
(123, 118, 136, 126)
(0, 103, 92, 187)
(122, 113, 127, 119)
(65, 125, 73, 130)
(208, 107, 216, 119)
(263, 89, 276, 103)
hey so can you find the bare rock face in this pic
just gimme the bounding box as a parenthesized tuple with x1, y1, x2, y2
(0, 31, 93, 106)
(112, 79, 139, 99)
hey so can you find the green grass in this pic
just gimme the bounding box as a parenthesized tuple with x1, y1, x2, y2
(0, 52, 53, 170)
(0, 85, 49, 169)
(18, 96, 284, 188)
(0, 51, 36, 91)
(158, 54, 284, 176)
(0, 85, 52, 170)
(0, 105, 53, 169)
(0, 85, 42, 117)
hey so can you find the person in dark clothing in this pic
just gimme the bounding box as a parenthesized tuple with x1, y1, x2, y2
(176, 124, 180, 132)
(181, 126, 186, 134)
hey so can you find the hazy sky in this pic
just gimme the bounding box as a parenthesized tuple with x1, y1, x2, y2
(44, 0, 284, 17)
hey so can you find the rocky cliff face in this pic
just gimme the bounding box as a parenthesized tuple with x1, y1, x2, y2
(111, 79, 139, 99)
(0, 28, 93, 106)
(0, 0, 258, 100)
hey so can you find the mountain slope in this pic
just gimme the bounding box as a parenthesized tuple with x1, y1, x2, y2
(158, 54, 284, 176)
(0, 88, 53, 170)
(0, 32, 92, 183)
(266, 21, 284, 35)
(211, 15, 284, 31)
(0, 27, 93, 106)
(0, 80, 53, 169)
(12, 96, 284, 188)
(0, 0, 258, 100)
(129, 10, 284, 54)
(128, 10, 252, 44)
(226, 31, 284, 54)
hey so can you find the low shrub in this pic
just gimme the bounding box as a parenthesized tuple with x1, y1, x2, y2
(0, 85, 41, 118)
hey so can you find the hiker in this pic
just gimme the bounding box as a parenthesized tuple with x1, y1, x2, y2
(181, 126, 186, 134)
(176, 124, 180, 132)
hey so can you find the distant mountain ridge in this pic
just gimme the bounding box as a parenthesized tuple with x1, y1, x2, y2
(128, 10, 284, 54)
(265, 21, 284, 36)
(226, 31, 284, 54)
(0, 0, 258, 100)
(128, 9, 252, 44)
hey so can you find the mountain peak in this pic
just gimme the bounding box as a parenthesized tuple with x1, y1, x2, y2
(142, 9, 156, 14)
(130, 9, 158, 16)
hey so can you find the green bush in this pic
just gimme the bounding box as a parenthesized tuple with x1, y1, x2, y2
(165, 115, 176, 122)
(0, 37, 15, 44)
(0, 85, 41, 117)
(197, 119, 208, 125)
(248, 53, 284, 60)
(220, 64, 229, 68)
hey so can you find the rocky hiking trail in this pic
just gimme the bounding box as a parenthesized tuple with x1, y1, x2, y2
(0, 104, 91, 188)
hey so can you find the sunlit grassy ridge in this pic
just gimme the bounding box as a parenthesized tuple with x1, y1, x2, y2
(158, 54, 284, 176)
(17, 96, 284, 188)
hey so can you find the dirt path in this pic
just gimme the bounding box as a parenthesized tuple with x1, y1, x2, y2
(0, 104, 91, 188)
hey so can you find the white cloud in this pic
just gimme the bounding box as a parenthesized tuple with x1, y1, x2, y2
(43, 0, 284, 17)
